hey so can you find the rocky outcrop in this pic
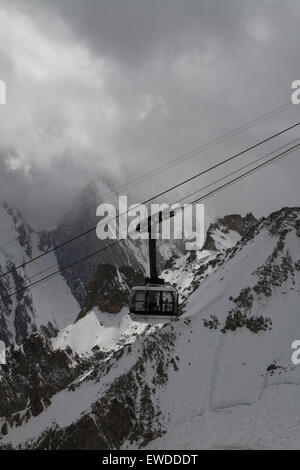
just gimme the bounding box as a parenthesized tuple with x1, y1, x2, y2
(203, 213, 258, 251)
(0, 333, 87, 421)
(77, 264, 144, 319)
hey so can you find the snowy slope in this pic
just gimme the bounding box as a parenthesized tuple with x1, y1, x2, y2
(53, 307, 155, 356)
(146, 383, 300, 450)
(162, 212, 258, 302)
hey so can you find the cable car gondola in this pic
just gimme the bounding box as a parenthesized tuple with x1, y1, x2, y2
(129, 283, 179, 323)
(129, 212, 180, 323)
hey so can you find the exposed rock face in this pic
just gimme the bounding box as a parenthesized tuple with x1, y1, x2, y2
(0, 326, 176, 449)
(3, 203, 33, 258)
(0, 203, 79, 346)
(77, 264, 144, 319)
(0, 333, 88, 420)
(203, 213, 258, 252)
(45, 332, 176, 450)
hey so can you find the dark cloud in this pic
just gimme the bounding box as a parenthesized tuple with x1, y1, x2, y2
(0, 0, 299, 226)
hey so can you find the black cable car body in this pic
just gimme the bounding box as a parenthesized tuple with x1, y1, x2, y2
(129, 211, 180, 323)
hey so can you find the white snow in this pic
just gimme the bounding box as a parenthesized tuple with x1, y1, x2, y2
(53, 308, 150, 356)
(212, 228, 241, 251)
(146, 383, 300, 450)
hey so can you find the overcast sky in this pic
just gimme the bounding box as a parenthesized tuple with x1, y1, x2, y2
(0, 0, 299, 226)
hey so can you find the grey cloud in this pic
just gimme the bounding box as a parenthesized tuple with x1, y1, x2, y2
(0, 0, 299, 226)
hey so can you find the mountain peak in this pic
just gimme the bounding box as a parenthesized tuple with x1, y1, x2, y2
(202, 212, 258, 252)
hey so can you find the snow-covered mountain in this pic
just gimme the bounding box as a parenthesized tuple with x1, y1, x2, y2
(69, 210, 258, 323)
(0, 206, 298, 449)
(0, 203, 80, 345)
(0, 176, 184, 345)
(162, 212, 258, 302)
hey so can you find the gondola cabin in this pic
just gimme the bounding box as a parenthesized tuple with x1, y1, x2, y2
(129, 284, 179, 323)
